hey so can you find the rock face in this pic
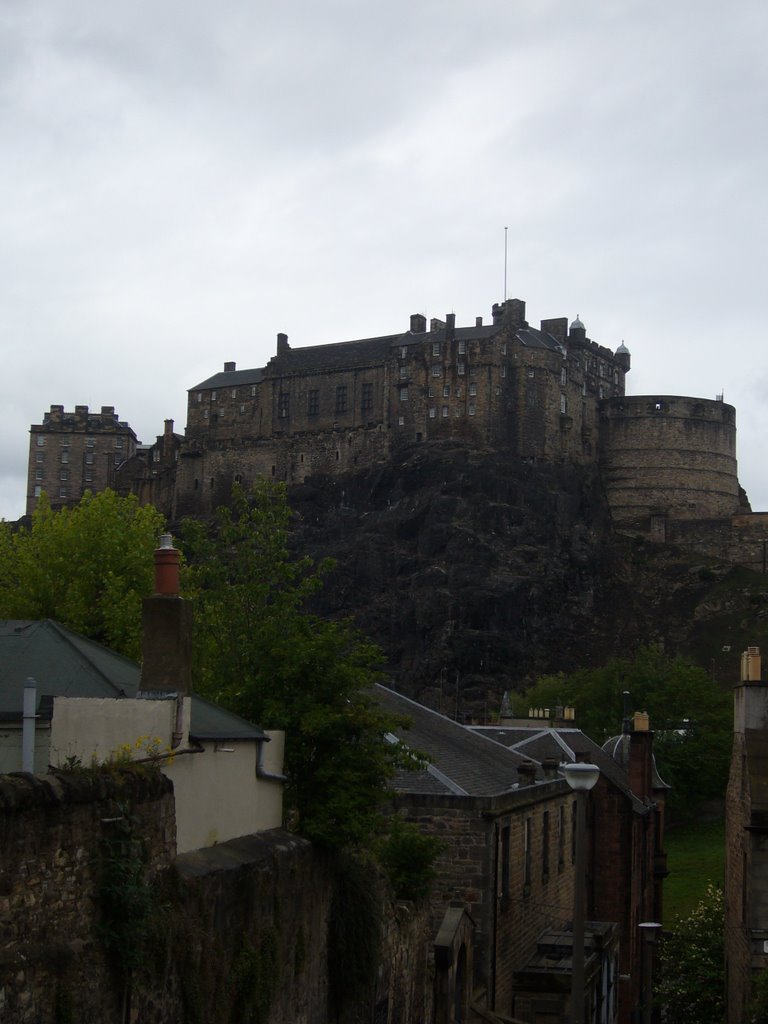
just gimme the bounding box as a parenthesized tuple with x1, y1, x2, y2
(287, 440, 768, 714)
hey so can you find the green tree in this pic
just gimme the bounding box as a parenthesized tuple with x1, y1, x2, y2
(0, 490, 165, 659)
(656, 883, 725, 1023)
(180, 481, 410, 849)
(514, 646, 732, 815)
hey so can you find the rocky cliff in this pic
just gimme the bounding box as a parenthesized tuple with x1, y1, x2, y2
(286, 440, 768, 715)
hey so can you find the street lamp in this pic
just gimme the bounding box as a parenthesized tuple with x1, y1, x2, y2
(564, 762, 601, 1024)
(638, 922, 663, 1024)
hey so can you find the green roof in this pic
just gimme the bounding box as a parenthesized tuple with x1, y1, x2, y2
(0, 620, 265, 742)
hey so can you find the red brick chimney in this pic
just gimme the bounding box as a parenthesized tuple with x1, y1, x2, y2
(140, 534, 192, 695)
(628, 711, 653, 802)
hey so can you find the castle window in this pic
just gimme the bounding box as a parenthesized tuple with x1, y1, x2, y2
(429, 407, 436, 418)
(335, 386, 348, 414)
(599, 386, 604, 399)
(400, 346, 408, 359)
(527, 368, 535, 379)
(398, 416, 404, 426)
(457, 362, 465, 375)
(560, 394, 567, 414)
(468, 403, 476, 416)
(399, 387, 409, 402)
(60, 438, 70, 447)
(561, 368, 567, 386)
(308, 390, 319, 416)
(361, 383, 373, 413)
(613, 370, 619, 385)
(231, 389, 237, 399)
(86, 437, 95, 449)
(36, 452, 43, 463)
(441, 405, 449, 418)
(34, 485, 41, 497)
(35, 468, 43, 481)
(278, 392, 289, 418)
(85, 453, 94, 465)
(204, 409, 209, 418)
(240, 404, 245, 414)
(251, 386, 257, 397)
(458, 340, 466, 355)
(60, 469, 68, 481)
(443, 384, 450, 398)
(60, 451, 69, 464)
(501, 364, 507, 378)
(432, 342, 441, 356)
(211, 391, 217, 401)
(456, 387, 462, 397)
(428, 385, 435, 398)
(114, 439, 123, 449)
(153, 449, 161, 463)
(85, 472, 93, 483)
(470, 365, 478, 377)
(582, 382, 587, 396)
(469, 383, 477, 397)
(197, 393, 202, 403)
(114, 454, 121, 465)
(59, 487, 67, 499)
(501, 343, 507, 355)
(432, 365, 442, 378)
(399, 366, 408, 380)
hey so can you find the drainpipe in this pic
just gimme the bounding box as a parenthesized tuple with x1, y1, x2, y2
(22, 677, 37, 773)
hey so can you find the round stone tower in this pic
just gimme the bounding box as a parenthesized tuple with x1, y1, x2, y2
(599, 395, 739, 532)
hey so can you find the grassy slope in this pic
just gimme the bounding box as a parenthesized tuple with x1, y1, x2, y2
(663, 820, 725, 924)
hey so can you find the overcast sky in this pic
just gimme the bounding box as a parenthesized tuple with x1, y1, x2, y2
(2, 0, 766, 522)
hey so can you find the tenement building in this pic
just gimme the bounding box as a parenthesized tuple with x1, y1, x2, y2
(26, 405, 138, 515)
(725, 646, 768, 1023)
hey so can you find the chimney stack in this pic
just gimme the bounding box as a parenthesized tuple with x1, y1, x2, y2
(446, 313, 456, 340)
(224, 361, 236, 372)
(410, 313, 426, 333)
(140, 535, 192, 695)
(277, 332, 290, 356)
(735, 646, 768, 734)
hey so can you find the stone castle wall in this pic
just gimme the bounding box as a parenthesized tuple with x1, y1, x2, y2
(599, 395, 740, 530)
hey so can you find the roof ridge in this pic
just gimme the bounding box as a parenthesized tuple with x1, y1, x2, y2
(45, 620, 132, 697)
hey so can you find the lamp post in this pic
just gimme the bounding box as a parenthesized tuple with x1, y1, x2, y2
(564, 762, 600, 1024)
(638, 922, 662, 1024)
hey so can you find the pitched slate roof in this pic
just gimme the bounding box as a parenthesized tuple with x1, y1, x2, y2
(375, 684, 542, 796)
(267, 334, 399, 374)
(515, 326, 565, 353)
(190, 367, 265, 391)
(0, 620, 264, 742)
(471, 725, 647, 811)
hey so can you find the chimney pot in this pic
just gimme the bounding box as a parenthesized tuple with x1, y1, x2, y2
(154, 535, 180, 596)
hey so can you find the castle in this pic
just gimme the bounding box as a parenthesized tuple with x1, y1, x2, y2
(26, 295, 766, 565)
